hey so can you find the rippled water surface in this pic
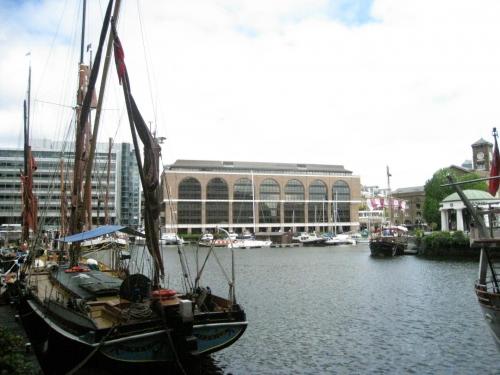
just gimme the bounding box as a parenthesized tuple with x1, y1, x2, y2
(157, 243, 500, 374)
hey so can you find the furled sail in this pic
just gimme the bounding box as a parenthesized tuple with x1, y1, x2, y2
(111, 20, 163, 285)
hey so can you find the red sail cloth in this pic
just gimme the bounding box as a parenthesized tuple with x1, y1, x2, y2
(489, 137, 500, 196)
(21, 148, 38, 232)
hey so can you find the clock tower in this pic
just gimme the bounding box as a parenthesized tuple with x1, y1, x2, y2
(471, 138, 493, 174)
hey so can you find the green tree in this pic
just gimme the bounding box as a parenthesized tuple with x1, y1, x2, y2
(423, 168, 487, 229)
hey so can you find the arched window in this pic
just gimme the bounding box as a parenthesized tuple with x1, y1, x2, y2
(178, 177, 201, 224)
(233, 178, 253, 224)
(259, 179, 280, 224)
(308, 180, 327, 223)
(284, 179, 304, 224)
(332, 180, 351, 230)
(206, 178, 229, 224)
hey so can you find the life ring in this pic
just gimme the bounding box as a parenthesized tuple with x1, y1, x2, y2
(64, 265, 90, 273)
(152, 288, 177, 300)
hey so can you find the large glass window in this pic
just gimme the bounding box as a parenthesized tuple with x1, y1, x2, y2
(259, 179, 280, 224)
(178, 177, 201, 224)
(284, 179, 304, 223)
(233, 178, 254, 224)
(308, 180, 328, 223)
(206, 178, 229, 224)
(332, 180, 351, 229)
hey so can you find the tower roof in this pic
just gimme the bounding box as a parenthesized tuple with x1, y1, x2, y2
(442, 189, 496, 203)
(471, 138, 492, 147)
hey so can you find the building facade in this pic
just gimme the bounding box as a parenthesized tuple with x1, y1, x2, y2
(117, 143, 141, 228)
(0, 139, 141, 231)
(162, 160, 361, 234)
(391, 186, 426, 228)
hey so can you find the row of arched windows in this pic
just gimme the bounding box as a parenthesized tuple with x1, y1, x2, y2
(177, 177, 352, 225)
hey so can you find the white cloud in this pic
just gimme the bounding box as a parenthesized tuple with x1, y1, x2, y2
(1, 0, 500, 190)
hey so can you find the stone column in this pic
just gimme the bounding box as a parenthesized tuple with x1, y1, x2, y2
(456, 208, 464, 231)
(441, 210, 449, 231)
(201, 183, 206, 231)
(228, 181, 234, 230)
(327, 185, 333, 232)
(279, 201, 285, 232)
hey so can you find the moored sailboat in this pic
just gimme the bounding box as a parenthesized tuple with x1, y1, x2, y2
(369, 166, 408, 256)
(17, 2, 246, 373)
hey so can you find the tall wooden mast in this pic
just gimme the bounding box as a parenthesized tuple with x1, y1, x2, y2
(68, 0, 114, 266)
(82, 0, 121, 230)
(21, 64, 31, 243)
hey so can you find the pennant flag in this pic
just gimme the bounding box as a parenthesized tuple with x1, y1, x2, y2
(489, 131, 500, 196)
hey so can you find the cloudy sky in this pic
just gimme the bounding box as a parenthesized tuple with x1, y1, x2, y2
(1, 0, 500, 190)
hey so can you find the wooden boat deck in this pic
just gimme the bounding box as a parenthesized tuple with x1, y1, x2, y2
(28, 270, 129, 330)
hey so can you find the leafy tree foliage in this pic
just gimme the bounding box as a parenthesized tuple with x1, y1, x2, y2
(423, 168, 487, 229)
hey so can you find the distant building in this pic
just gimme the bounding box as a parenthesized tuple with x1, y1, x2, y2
(391, 186, 426, 228)
(162, 160, 361, 234)
(471, 138, 493, 175)
(0, 139, 141, 231)
(117, 143, 141, 228)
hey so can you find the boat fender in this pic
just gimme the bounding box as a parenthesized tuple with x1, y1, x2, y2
(86, 258, 99, 270)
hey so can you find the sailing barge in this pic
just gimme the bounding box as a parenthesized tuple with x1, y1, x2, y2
(17, 1, 247, 373)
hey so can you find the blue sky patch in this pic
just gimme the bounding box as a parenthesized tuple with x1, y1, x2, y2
(327, 0, 375, 26)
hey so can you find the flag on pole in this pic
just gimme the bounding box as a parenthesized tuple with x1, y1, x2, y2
(489, 130, 500, 196)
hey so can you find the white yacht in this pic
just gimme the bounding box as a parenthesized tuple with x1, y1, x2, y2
(160, 232, 184, 245)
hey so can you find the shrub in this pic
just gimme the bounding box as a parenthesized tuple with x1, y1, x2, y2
(0, 327, 35, 375)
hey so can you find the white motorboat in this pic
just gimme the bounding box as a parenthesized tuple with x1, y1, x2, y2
(230, 239, 272, 249)
(293, 232, 326, 245)
(324, 234, 357, 245)
(160, 232, 184, 245)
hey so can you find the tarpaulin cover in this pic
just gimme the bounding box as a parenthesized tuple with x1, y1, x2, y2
(58, 225, 145, 243)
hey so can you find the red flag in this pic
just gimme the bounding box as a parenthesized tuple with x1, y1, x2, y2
(489, 136, 500, 196)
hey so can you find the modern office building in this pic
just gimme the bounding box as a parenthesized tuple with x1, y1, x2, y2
(117, 143, 141, 228)
(0, 139, 141, 231)
(161, 160, 361, 234)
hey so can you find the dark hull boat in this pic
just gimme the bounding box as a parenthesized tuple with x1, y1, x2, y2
(18, 1, 247, 373)
(475, 285, 500, 348)
(369, 238, 406, 256)
(18, 264, 246, 374)
(369, 226, 408, 256)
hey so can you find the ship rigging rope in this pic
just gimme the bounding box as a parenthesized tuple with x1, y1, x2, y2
(66, 323, 119, 375)
(136, 0, 158, 131)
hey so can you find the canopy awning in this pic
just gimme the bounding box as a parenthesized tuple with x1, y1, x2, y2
(58, 225, 145, 244)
